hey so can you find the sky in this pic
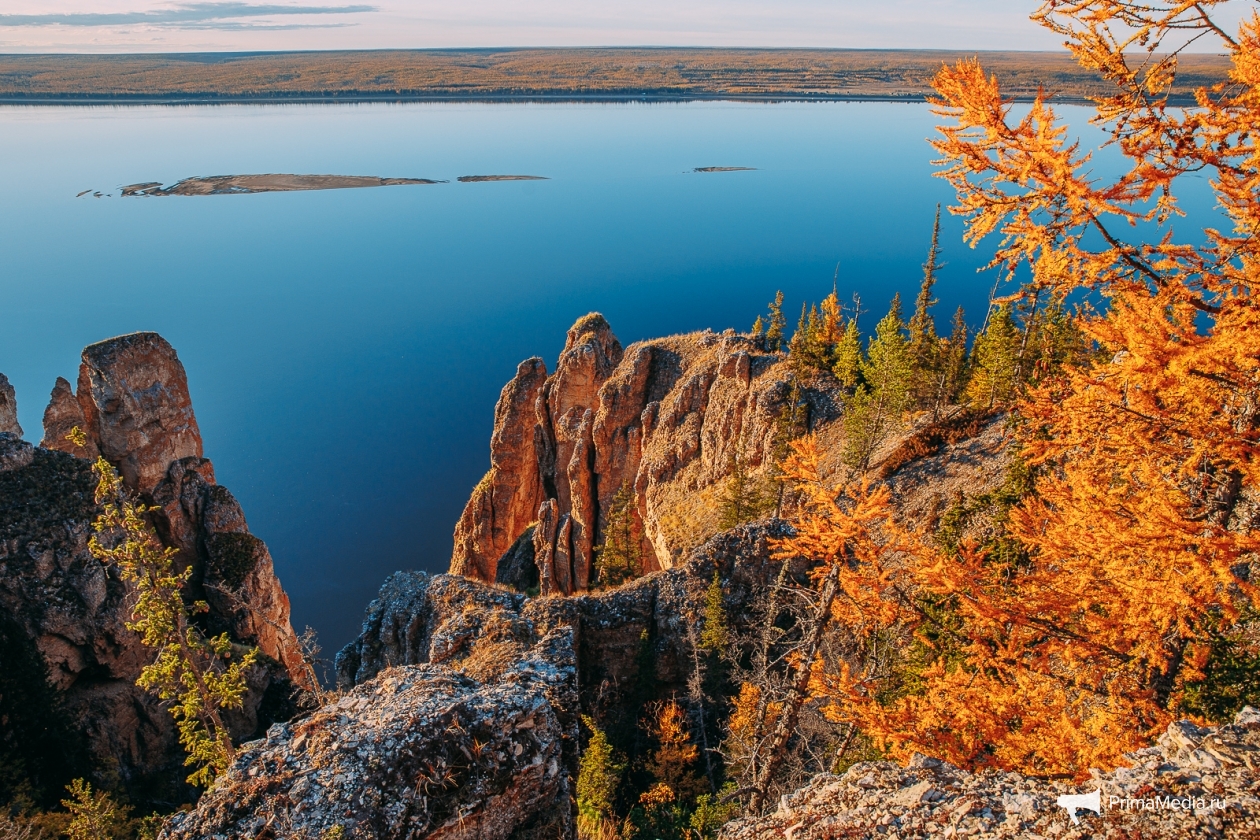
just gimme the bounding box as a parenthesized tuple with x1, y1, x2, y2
(2, 1, 1251, 55)
(0, 1, 1106, 53)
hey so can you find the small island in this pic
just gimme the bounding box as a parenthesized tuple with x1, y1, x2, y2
(456, 175, 549, 182)
(120, 174, 443, 196)
(694, 166, 757, 172)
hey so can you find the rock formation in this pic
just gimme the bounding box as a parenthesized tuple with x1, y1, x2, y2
(343, 520, 793, 709)
(42, 375, 98, 459)
(323, 520, 799, 838)
(42, 332, 201, 494)
(719, 708, 1260, 840)
(0, 373, 20, 438)
(451, 315, 840, 593)
(0, 333, 308, 803)
(163, 633, 578, 840)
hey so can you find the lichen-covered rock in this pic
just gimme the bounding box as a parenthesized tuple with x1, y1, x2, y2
(719, 708, 1260, 840)
(163, 634, 577, 840)
(0, 373, 21, 439)
(341, 520, 796, 760)
(450, 317, 838, 593)
(336, 570, 528, 688)
(331, 521, 797, 840)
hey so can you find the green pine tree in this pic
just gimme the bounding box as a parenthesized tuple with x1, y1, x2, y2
(595, 481, 641, 588)
(75, 428, 258, 788)
(62, 780, 121, 840)
(1023, 300, 1092, 386)
(966, 304, 1022, 410)
(700, 574, 729, 653)
(832, 318, 863, 388)
(908, 206, 943, 406)
(717, 453, 772, 530)
(789, 303, 832, 374)
(577, 716, 624, 836)
(768, 377, 809, 515)
(751, 315, 765, 338)
(764, 291, 787, 353)
(842, 295, 913, 470)
(932, 305, 970, 417)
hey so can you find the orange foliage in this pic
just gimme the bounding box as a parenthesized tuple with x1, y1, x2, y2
(645, 700, 707, 804)
(783, 1, 1260, 780)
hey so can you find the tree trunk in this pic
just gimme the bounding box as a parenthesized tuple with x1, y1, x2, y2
(747, 556, 844, 813)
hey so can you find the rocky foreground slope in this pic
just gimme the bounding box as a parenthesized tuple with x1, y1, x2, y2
(0, 333, 308, 802)
(163, 632, 578, 840)
(162, 519, 793, 838)
(720, 709, 1260, 840)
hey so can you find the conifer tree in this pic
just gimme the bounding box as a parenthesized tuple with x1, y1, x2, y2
(768, 378, 809, 515)
(788, 304, 809, 367)
(751, 315, 765, 339)
(832, 318, 863, 388)
(644, 701, 707, 804)
(819, 288, 844, 346)
(62, 780, 120, 840)
(75, 428, 257, 788)
(764, 292, 786, 353)
(932, 306, 970, 417)
(965, 304, 1021, 410)
(577, 716, 623, 836)
(908, 206, 943, 406)
(595, 481, 641, 588)
(699, 574, 729, 654)
(717, 453, 772, 530)
(842, 295, 913, 470)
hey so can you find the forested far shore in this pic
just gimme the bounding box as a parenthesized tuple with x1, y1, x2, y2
(0, 48, 1231, 103)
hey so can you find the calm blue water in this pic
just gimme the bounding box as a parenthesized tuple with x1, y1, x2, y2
(0, 101, 1220, 651)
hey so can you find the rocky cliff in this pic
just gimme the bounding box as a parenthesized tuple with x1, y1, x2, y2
(0, 333, 308, 804)
(450, 315, 841, 593)
(162, 520, 791, 838)
(162, 632, 578, 840)
(719, 709, 1260, 840)
(159, 318, 1040, 838)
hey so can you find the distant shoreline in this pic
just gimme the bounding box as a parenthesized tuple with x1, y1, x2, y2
(0, 92, 1210, 107)
(0, 48, 1226, 107)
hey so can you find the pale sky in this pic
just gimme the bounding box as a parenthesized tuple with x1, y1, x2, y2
(0, 1, 1251, 53)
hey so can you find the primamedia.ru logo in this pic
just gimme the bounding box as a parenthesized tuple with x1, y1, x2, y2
(1054, 787, 1233, 824)
(1108, 794, 1232, 813)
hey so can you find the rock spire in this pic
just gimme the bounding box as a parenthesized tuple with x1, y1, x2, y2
(0, 373, 20, 439)
(0, 332, 310, 800)
(450, 314, 828, 594)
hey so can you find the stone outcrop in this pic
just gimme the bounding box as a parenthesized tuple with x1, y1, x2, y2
(719, 708, 1260, 840)
(451, 314, 839, 593)
(450, 358, 549, 582)
(162, 632, 577, 840)
(41, 375, 98, 459)
(334, 520, 797, 837)
(345, 520, 792, 690)
(0, 374, 20, 438)
(43, 332, 201, 494)
(0, 333, 308, 802)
